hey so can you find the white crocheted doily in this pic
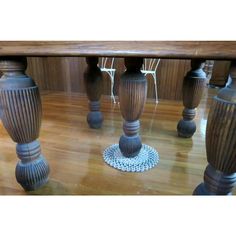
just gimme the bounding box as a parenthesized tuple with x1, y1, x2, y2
(103, 144, 159, 172)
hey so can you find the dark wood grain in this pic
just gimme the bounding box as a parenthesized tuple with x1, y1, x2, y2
(0, 56, 49, 191)
(0, 41, 236, 195)
(177, 59, 207, 138)
(0, 41, 236, 59)
(194, 60, 236, 195)
(119, 58, 147, 157)
(26, 57, 191, 101)
(0, 88, 225, 195)
(210, 61, 231, 87)
(84, 57, 103, 129)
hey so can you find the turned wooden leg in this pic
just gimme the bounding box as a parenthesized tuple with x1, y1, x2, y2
(84, 57, 103, 129)
(177, 59, 207, 138)
(119, 58, 147, 157)
(0, 57, 49, 191)
(193, 60, 236, 195)
(103, 57, 158, 172)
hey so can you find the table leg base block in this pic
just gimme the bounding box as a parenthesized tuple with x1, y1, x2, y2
(15, 157, 50, 191)
(193, 183, 232, 195)
(103, 144, 159, 172)
(177, 119, 196, 138)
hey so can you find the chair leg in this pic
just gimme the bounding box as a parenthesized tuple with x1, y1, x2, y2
(108, 71, 116, 104)
(111, 74, 116, 104)
(153, 73, 158, 104)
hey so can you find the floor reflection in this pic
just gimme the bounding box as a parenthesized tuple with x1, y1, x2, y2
(28, 179, 70, 195)
(169, 139, 194, 194)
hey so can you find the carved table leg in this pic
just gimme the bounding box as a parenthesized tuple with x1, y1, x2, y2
(84, 57, 103, 129)
(103, 58, 159, 172)
(0, 57, 49, 191)
(119, 58, 147, 157)
(193, 60, 236, 195)
(177, 59, 207, 138)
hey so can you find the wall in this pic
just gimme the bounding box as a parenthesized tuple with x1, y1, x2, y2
(1, 58, 230, 100)
(26, 57, 191, 101)
(210, 61, 231, 87)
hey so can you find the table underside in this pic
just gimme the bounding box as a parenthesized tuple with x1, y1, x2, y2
(0, 41, 236, 59)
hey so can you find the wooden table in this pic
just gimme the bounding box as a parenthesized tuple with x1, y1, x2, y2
(0, 41, 235, 195)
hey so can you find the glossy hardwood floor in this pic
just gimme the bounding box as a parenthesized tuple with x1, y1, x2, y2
(0, 87, 234, 195)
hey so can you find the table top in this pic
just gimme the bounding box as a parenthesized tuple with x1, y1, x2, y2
(0, 41, 236, 60)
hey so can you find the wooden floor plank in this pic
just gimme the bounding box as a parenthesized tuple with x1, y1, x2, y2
(0, 87, 234, 195)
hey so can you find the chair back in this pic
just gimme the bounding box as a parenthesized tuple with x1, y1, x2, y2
(142, 58, 160, 72)
(203, 60, 214, 79)
(100, 57, 115, 69)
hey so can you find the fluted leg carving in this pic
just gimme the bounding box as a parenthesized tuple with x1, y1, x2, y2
(119, 58, 147, 157)
(84, 57, 103, 129)
(193, 60, 236, 195)
(103, 57, 158, 172)
(0, 57, 49, 191)
(177, 59, 207, 138)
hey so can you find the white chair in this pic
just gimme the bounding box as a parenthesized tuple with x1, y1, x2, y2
(141, 58, 161, 104)
(204, 60, 214, 80)
(100, 57, 116, 103)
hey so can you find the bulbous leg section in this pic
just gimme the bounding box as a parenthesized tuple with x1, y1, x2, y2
(15, 141, 49, 191)
(119, 134, 142, 158)
(177, 119, 196, 138)
(87, 101, 103, 129)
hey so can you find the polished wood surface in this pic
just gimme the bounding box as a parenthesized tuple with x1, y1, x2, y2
(84, 57, 103, 129)
(0, 57, 49, 190)
(1, 87, 235, 195)
(26, 57, 86, 93)
(26, 57, 191, 100)
(1, 41, 235, 195)
(1, 41, 236, 59)
(210, 61, 231, 87)
(177, 59, 207, 138)
(119, 58, 146, 157)
(194, 61, 236, 195)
